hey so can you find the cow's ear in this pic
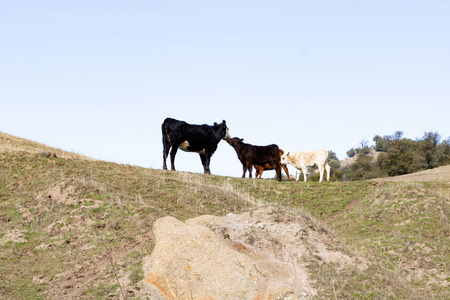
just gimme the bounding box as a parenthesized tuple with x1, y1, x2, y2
(287, 152, 290, 156)
(222, 120, 226, 124)
(214, 122, 218, 126)
(240, 139, 244, 142)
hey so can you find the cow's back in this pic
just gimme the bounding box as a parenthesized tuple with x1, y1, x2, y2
(162, 118, 186, 135)
(181, 124, 213, 142)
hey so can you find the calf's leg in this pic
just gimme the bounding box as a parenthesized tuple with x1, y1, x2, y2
(296, 169, 300, 182)
(318, 165, 324, 183)
(242, 165, 248, 178)
(275, 164, 282, 181)
(255, 166, 261, 178)
(325, 163, 331, 182)
(301, 167, 308, 182)
(282, 165, 290, 181)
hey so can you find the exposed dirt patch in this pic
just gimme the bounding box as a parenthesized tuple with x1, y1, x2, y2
(11, 183, 152, 299)
(45, 239, 147, 299)
(0, 229, 26, 245)
(16, 183, 102, 225)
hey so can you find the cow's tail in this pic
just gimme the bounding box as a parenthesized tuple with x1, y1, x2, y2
(162, 119, 171, 170)
(162, 118, 171, 145)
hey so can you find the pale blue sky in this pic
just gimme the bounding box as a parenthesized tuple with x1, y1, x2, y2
(1, 1, 449, 178)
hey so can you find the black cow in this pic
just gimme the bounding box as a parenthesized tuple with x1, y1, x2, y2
(162, 118, 230, 174)
(226, 137, 282, 181)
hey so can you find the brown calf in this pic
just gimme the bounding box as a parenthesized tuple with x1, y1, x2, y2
(254, 149, 290, 180)
(226, 137, 282, 181)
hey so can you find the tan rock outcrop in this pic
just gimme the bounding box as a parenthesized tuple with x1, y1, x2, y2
(143, 206, 358, 299)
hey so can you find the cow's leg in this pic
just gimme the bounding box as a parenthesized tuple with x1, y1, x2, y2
(200, 154, 207, 173)
(296, 170, 300, 182)
(169, 146, 179, 171)
(200, 154, 211, 174)
(301, 167, 308, 182)
(318, 165, 324, 183)
(205, 156, 211, 174)
(162, 141, 171, 170)
(325, 163, 331, 182)
(248, 165, 253, 178)
(162, 147, 169, 170)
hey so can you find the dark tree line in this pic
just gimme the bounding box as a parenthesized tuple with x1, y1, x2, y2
(342, 131, 450, 181)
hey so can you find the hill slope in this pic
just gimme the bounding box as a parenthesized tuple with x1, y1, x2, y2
(377, 164, 450, 182)
(0, 132, 448, 299)
(0, 132, 92, 160)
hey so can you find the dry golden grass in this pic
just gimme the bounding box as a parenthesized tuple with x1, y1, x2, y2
(0, 131, 93, 160)
(375, 165, 450, 182)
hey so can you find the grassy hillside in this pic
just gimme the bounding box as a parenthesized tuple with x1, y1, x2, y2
(1, 132, 449, 299)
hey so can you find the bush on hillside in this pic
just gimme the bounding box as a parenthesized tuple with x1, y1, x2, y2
(342, 152, 385, 181)
(346, 148, 356, 158)
(343, 131, 450, 180)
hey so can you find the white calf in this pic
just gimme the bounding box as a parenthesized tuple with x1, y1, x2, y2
(280, 150, 330, 182)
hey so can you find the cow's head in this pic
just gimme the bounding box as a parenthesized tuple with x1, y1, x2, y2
(214, 120, 231, 140)
(280, 152, 290, 165)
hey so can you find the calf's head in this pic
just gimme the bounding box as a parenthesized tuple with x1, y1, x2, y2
(226, 137, 244, 148)
(280, 152, 290, 165)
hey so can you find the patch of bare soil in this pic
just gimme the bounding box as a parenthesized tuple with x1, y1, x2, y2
(15, 183, 152, 299)
(0, 229, 26, 245)
(41, 228, 152, 300)
(45, 237, 149, 300)
(376, 165, 450, 182)
(16, 183, 102, 225)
